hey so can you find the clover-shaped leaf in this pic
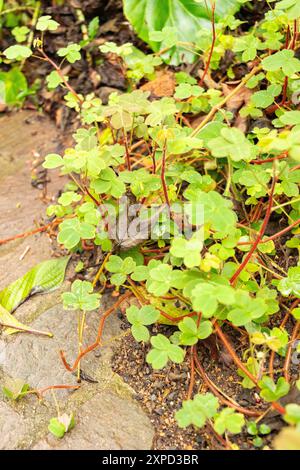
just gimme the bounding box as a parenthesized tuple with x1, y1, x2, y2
(214, 408, 245, 435)
(178, 317, 212, 345)
(170, 232, 203, 268)
(36, 15, 59, 31)
(106, 255, 136, 286)
(184, 190, 237, 238)
(146, 334, 185, 369)
(12, 26, 30, 43)
(278, 267, 300, 297)
(4, 45, 32, 61)
(175, 393, 219, 428)
(149, 26, 178, 48)
(207, 127, 255, 162)
(275, 0, 300, 20)
(57, 43, 81, 63)
(91, 168, 126, 198)
(262, 50, 300, 77)
(259, 376, 290, 402)
(146, 263, 185, 296)
(126, 304, 160, 342)
(58, 191, 82, 207)
(46, 71, 66, 90)
(99, 41, 133, 57)
(57, 218, 96, 250)
(62, 280, 101, 311)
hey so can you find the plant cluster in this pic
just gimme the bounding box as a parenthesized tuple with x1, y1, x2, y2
(1, 0, 300, 449)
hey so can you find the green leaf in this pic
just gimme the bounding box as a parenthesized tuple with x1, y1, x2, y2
(43, 153, 64, 169)
(126, 305, 160, 342)
(57, 43, 81, 63)
(259, 376, 290, 402)
(170, 232, 203, 268)
(48, 413, 75, 439)
(278, 267, 300, 297)
(276, 0, 300, 20)
(88, 17, 99, 40)
(262, 50, 300, 77)
(146, 263, 185, 296)
(46, 71, 65, 90)
(207, 127, 255, 162)
(2, 378, 30, 401)
(178, 317, 212, 345)
(146, 334, 185, 369)
(0, 257, 70, 314)
(175, 393, 219, 428)
(214, 408, 245, 435)
(4, 45, 32, 61)
(284, 404, 300, 428)
(48, 418, 66, 438)
(12, 26, 30, 43)
(36, 15, 60, 31)
(0, 68, 29, 106)
(58, 191, 81, 206)
(62, 280, 101, 311)
(123, 0, 242, 65)
(106, 256, 136, 286)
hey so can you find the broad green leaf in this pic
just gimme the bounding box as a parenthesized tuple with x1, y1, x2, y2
(4, 45, 32, 61)
(0, 257, 70, 314)
(123, 0, 242, 64)
(0, 68, 29, 106)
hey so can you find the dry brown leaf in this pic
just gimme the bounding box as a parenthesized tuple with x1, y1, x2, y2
(141, 71, 175, 97)
(222, 84, 253, 113)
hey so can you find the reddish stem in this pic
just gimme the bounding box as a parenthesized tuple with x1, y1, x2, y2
(161, 139, 170, 207)
(199, 2, 216, 87)
(193, 349, 260, 417)
(60, 292, 131, 372)
(0, 219, 61, 246)
(250, 152, 288, 165)
(230, 176, 276, 285)
(38, 49, 84, 104)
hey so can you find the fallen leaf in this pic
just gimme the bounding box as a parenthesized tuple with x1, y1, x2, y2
(141, 71, 175, 97)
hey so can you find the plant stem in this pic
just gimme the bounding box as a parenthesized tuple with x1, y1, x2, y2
(161, 139, 170, 207)
(191, 65, 261, 137)
(199, 2, 216, 87)
(60, 292, 131, 372)
(230, 176, 276, 285)
(38, 49, 84, 104)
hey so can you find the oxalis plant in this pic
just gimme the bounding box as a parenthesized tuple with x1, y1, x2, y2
(2, 0, 300, 448)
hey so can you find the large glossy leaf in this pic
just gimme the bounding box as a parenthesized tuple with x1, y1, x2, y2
(0, 257, 70, 334)
(123, 0, 241, 64)
(0, 68, 29, 106)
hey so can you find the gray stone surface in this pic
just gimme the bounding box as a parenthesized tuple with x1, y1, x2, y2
(0, 402, 26, 450)
(0, 112, 154, 450)
(33, 391, 154, 450)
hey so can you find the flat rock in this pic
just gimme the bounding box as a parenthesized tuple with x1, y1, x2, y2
(0, 111, 65, 288)
(0, 402, 26, 450)
(1, 294, 120, 395)
(33, 391, 153, 450)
